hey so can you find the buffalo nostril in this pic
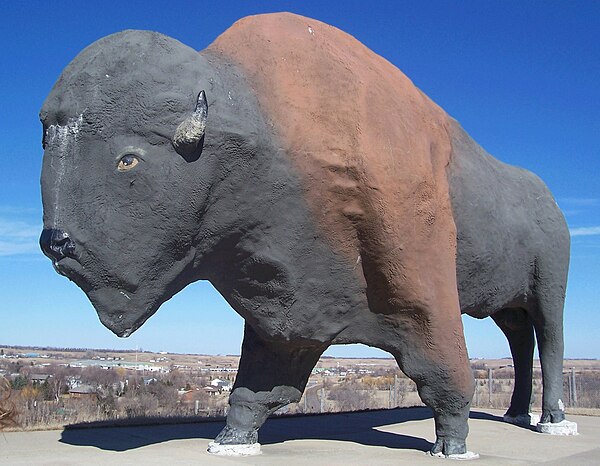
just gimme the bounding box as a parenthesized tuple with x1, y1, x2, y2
(40, 229, 53, 257)
(40, 228, 76, 262)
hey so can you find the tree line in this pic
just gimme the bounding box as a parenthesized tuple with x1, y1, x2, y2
(2, 359, 599, 431)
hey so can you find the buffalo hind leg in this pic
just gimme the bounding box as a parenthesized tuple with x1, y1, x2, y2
(390, 309, 476, 458)
(492, 308, 535, 426)
(529, 255, 577, 434)
(209, 323, 325, 455)
(530, 286, 567, 424)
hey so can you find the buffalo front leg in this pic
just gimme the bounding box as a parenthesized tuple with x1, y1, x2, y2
(391, 308, 477, 459)
(208, 323, 325, 455)
(492, 308, 535, 426)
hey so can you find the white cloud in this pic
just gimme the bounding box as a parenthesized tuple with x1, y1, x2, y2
(558, 198, 599, 218)
(0, 219, 39, 239)
(0, 217, 41, 256)
(0, 241, 40, 256)
(559, 198, 599, 207)
(570, 226, 600, 237)
(0, 206, 40, 215)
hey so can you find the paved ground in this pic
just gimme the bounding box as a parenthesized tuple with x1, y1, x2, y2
(1, 408, 598, 465)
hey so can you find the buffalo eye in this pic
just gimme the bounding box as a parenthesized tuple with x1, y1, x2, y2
(117, 154, 139, 172)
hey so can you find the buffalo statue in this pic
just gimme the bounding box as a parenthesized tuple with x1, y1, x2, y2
(39, 13, 574, 458)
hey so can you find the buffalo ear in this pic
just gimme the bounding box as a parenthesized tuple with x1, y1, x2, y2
(172, 90, 208, 161)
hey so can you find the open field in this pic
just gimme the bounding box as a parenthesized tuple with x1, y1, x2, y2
(1, 345, 598, 432)
(3, 344, 599, 372)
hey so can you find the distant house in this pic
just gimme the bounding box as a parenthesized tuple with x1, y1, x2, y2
(111, 380, 126, 394)
(30, 374, 52, 384)
(69, 384, 97, 399)
(203, 386, 220, 396)
(210, 378, 232, 391)
(142, 376, 157, 385)
(66, 375, 82, 389)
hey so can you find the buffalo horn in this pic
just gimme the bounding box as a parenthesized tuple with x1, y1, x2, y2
(172, 90, 208, 159)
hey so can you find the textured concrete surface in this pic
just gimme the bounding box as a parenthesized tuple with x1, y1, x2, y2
(1, 408, 598, 465)
(40, 13, 570, 453)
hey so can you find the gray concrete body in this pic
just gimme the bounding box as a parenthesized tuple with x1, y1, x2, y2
(448, 120, 569, 423)
(39, 25, 570, 457)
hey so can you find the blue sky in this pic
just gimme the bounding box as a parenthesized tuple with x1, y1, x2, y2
(1, 1, 598, 358)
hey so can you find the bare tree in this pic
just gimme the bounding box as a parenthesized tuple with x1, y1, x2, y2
(0, 377, 17, 429)
(42, 365, 72, 402)
(146, 381, 180, 414)
(81, 366, 119, 389)
(120, 390, 159, 417)
(328, 380, 373, 411)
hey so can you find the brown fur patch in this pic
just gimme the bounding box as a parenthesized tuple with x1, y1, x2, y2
(208, 13, 467, 375)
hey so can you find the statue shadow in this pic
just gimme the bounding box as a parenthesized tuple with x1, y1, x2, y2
(59, 407, 503, 453)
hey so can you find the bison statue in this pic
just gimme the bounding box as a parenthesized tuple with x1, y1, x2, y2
(39, 12, 575, 458)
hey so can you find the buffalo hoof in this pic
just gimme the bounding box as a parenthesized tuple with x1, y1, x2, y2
(430, 451, 480, 460)
(503, 412, 539, 427)
(207, 441, 261, 456)
(430, 438, 479, 460)
(209, 425, 261, 456)
(537, 419, 578, 436)
(539, 408, 565, 424)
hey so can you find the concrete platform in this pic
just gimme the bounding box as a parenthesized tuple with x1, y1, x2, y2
(1, 408, 598, 465)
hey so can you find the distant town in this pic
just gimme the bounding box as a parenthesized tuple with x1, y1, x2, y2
(1, 345, 598, 430)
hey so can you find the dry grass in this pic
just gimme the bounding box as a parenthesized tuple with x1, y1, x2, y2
(3, 347, 599, 432)
(0, 377, 18, 430)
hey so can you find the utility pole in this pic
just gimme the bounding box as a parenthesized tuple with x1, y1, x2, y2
(394, 374, 398, 407)
(320, 387, 325, 413)
(488, 368, 493, 406)
(571, 368, 577, 406)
